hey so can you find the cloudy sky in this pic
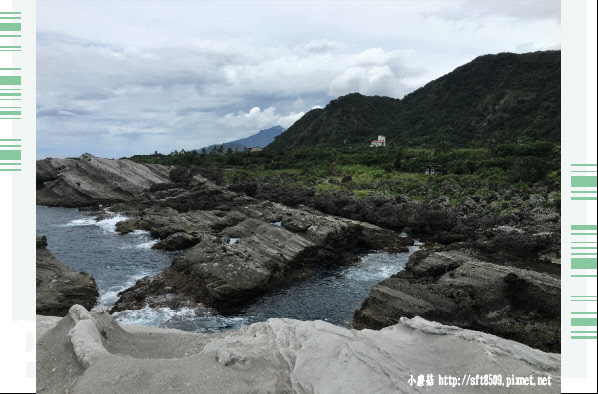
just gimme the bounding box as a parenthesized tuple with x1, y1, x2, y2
(37, 0, 560, 158)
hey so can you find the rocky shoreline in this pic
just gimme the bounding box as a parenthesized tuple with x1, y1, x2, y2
(37, 305, 561, 393)
(111, 201, 412, 313)
(36, 155, 560, 353)
(36, 234, 99, 316)
(230, 179, 561, 265)
(352, 247, 560, 352)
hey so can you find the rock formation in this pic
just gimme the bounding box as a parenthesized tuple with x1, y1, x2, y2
(36, 154, 172, 207)
(353, 247, 560, 352)
(111, 201, 411, 312)
(37, 305, 561, 393)
(36, 156, 560, 352)
(36, 235, 99, 316)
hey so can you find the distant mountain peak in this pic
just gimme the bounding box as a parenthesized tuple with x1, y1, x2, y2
(197, 125, 285, 153)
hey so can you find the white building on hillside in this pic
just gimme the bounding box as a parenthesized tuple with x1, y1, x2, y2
(370, 135, 386, 147)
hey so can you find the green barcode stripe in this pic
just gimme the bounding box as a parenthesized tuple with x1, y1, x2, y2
(572, 258, 597, 270)
(572, 318, 598, 326)
(572, 225, 598, 230)
(572, 176, 598, 187)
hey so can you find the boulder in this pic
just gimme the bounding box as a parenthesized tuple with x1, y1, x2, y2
(152, 232, 202, 251)
(353, 248, 561, 353)
(36, 235, 99, 316)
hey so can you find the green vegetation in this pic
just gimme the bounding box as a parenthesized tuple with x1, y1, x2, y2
(268, 51, 560, 151)
(130, 141, 560, 206)
(129, 51, 561, 210)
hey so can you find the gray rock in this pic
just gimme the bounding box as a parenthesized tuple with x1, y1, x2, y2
(152, 232, 202, 251)
(353, 248, 561, 353)
(37, 306, 561, 393)
(36, 235, 99, 316)
(36, 155, 172, 207)
(112, 202, 405, 312)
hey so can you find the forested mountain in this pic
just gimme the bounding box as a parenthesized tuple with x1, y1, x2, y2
(268, 51, 560, 150)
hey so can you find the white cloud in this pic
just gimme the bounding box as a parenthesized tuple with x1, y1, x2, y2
(36, 0, 561, 158)
(428, 0, 560, 22)
(219, 107, 304, 132)
(297, 39, 344, 54)
(329, 65, 409, 98)
(278, 112, 305, 128)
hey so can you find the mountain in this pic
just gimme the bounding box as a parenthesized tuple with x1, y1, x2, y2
(198, 126, 285, 153)
(268, 51, 560, 150)
(197, 142, 247, 154)
(233, 125, 286, 148)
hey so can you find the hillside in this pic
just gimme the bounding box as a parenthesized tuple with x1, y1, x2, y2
(198, 126, 285, 153)
(268, 51, 560, 150)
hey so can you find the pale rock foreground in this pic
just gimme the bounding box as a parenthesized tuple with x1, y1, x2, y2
(37, 306, 560, 393)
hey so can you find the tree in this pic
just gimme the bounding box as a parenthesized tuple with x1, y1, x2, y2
(200, 148, 207, 157)
(226, 147, 234, 156)
(394, 149, 404, 170)
(381, 163, 394, 173)
(512, 156, 550, 184)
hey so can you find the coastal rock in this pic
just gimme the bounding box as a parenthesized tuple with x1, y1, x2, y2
(112, 201, 406, 312)
(37, 306, 561, 394)
(352, 248, 561, 352)
(152, 232, 202, 251)
(36, 235, 99, 316)
(36, 154, 172, 207)
(232, 182, 560, 263)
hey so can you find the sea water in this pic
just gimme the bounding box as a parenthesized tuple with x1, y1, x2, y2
(37, 206, 419, 333)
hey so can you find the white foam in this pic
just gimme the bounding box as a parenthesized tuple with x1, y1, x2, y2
(229, 238, 239, 245)
(136, 240, 158, 249)
(96, 214, 128, 233)
(131, 230, 151, 236)
(96, 272, 150, 310)
(112, 305, 198, 327)
(61, 211, 129, 233)
(271, 221, 282, 227)
(342, 249, 418, 282)
(61, 217, 96, 227)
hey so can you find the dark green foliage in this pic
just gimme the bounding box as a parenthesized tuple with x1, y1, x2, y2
(169, 167, 193, 184)
(130, 141, 560, 190)
(268, 51, 560, 151)
(394, 149, 404, 171)
(381, 163, 394, 173)
(512, 156, 551, 183)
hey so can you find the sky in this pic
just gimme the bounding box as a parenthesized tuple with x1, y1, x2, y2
(36, 0, 561, 158)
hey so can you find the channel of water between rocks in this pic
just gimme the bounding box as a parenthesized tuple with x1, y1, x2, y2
(37, 205, 420, 333)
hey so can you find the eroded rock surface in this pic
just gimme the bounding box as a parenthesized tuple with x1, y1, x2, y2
(37, 306, 561, 393)
(37, 157, 560, 354)
(36, 235, 99, 316)
(112, 201, 411, 312)
(36, 154, 172, 207)
(353, 248, 561, 352)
